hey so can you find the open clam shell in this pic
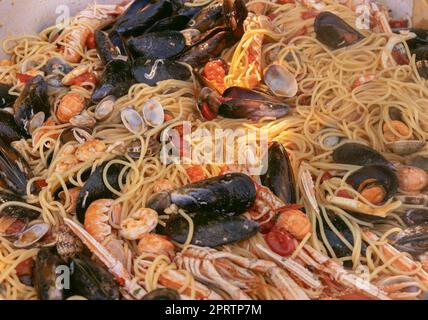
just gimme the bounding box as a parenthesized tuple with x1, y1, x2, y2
(385, 140, 426, 156)
(142, 99, 164, 128)
(13, 223, 50, 248)
(95, 95, 116, 121)
(121, 107, 146, 134)
(263, 64, 298, 98)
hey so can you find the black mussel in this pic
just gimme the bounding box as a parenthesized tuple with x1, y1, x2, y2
(76, 160, 126, 223)
(392, 225, 428, 256)
(413, 45, 428, 62)
(145, 15, 190, 33)
(317, 215, 367, 261)
(94, 30, 122, 65)
(127, 31, 186, 61)
(0, 109, 29, 143)
(42, 57, 73, 75)
(114, 0, 151, 27)
(404, 28, 428, 51)
(114, 0, 173, 36)
(34, 248, 66, 300)
(223, 0, 248, 38)
(132, 58, 191, 86)
(0, 190, 40, 236)
(416, 60, 428, 79)
(148, 173, 256, 216)
(261, 142, 296, 204)
(166, 213, 259, 247)
(346, 165, 398, 204)
(0, 83, 17, 109)
(403, 208, 428, 227)
(108, 30, 127, 56)
(143, 288, 181, 300)
(314, 12, 364, 49)
(0, 136, 35, 194)
(197, 87, 222, 120)
(13, 75, 50, 134)
(177, 4, 204, 19)
(178, 30, 233, 69)
(406, 155, 428, 173)
(186, 2, 224, 33)
(223, 86, 283, 103)
(218, 99, 289, 121)
(70, 254, 119, 300)
(332, 143, 393, 168)
(91, 60, 135, 102)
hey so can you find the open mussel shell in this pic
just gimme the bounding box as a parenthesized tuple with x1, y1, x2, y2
(94, 30, 122, 66)
(385, 140, 426, 156)
(145, 15, 191, 33)
(34, 248, 66, 300)
(166, 213, 259, 247)
(0, 109, 29, 143)
(143, 288, 181, 300)
(0, 83, 17, 108)
(346, 165, 398, 203)
(127, 31, 186, 61)
(332, 143, 393, 168)
(132, 58, 191, 86)
(314, 12, 364, 49)
(13, 223, 50, 248)
(263, 64, 298, 98)
(94, 95, 116, 121)
(121, 107, 146, 134)
(43, 57, 73, 75)
(142, 99, 164, 127)
(392, 225, 428, 256)
(218, 99, 289, 121)
(417, 60, 428, 79)
(403, 208, 428, 227)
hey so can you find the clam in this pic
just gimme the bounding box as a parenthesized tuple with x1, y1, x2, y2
(385, 140, 426, 155)
(13, 223, 50, 248)
(69, 110, 96, 128)
(95, 95, 116, 121)
(263, 64, 298, 98)
(28, 111, 46, 135)
(121, 107, 146, 134)
(323, 135, 341, 147)
(142, 99, 164, 127)
(43, 57, 73, 75)
(60, 127, 93, 145)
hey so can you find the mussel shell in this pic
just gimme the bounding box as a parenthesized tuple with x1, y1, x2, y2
(0, 136, 35, 194)
(403, 208, 428, 227)
(416, 60, 428, 79)
(113, 0, 173, 36)
(261, 141, 296, 204)
(148, 173, 256, 216)
(145, 15, 190, 33)
(178, 30, 233, 69)
(0, 83, 17, 108)
(317, 215, 367, 261)
(166, 213, 259, 247)
(346, 165, 398, 202)
(393, 225, 428, 256)
(218, 99, 289, 121)
(332, 143, 393, 168)
(76, 160, 126, 223)
(94, 30, 121, 65)
(223, 86, 283, 103)
(70, 254, 120, 300)
(0, 109, 29, 143)
(42, 57, 73, 75)
(13, 75, 50, 134)
(127, 31, 186, 61)
(314, 12, 364, 49)
(91, 60, 135, 102)
(405, 28, 428, 51)
(413, 45, 428, 62)
(223, 0, 248, 38)
(34, 248, 66, 300)
(143, 288, 181, 300)
(132, 58, 191, 86)
(59, 127, 92, 145)
(186, 2, 224, 33)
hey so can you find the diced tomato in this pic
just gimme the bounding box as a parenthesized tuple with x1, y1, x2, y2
(265, 226, 296, 257)
(337, 189, 353, 199)
(259, 214, 276, 234)
(202, 60, 227, 92)
(276, 0, 295, 4)
(67, 72, 97, 86)
(186, 165, 207, 182)
(16, 73, 33, 84)
(86, 32, 97, 50)
(321, 172, 333, 183)
(389, 20, 408, 29)
(199, 102, 217, 121)
(15, 258, 34, 277)
(35, 179, 48, 188)
(391, 48, 410, 66)
(301, 10, 317, 20)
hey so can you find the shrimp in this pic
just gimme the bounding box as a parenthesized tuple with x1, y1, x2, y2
(84, 199, 121, 242)
(120, 208, 158, 240)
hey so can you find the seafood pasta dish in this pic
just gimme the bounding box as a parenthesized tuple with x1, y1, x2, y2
(1, 0, 428, 300)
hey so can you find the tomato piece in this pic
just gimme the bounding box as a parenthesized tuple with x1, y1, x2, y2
(68, 72, 97, 86)
(265, 227, 296, 257)
(186, 165, 207, 182)
(321, 172, 333, 183)
(337, 189, 353, 199)
(301, 10, 317, 20)
(35, 179, 48, 188)
(86, 33, 96, 50)
(391, 48, 410, 66)
(199, 102, 217, 121)
(16, 73, 33, 84)
(389, 20, 408, 29)
(15, 258, 34, 277)
(259, 217, 276, 234)
(276, 0, 295, 4)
